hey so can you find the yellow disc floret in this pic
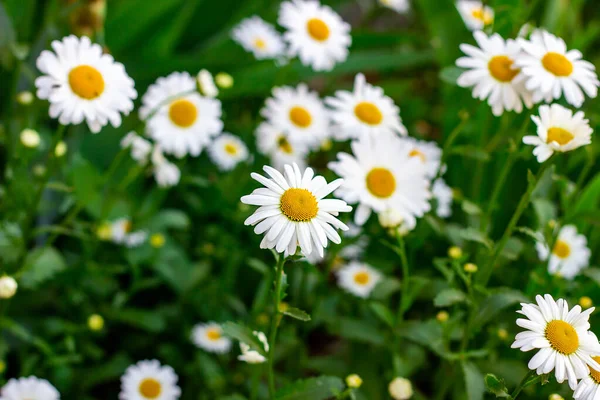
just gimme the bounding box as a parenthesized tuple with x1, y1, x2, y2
(488, 55, 519, 82)
(307, 18, 330, 41)
(546, 127, 574, 146)
(354, 102, 383, 126)
(139, 378, 162, 399)
(542, 52, 574, 77)
(169, 99, 198, 128)
(289, 106, 312, 128)
(366, 168, 396, 198)
(69, 65, 105, 99)
(280, 188, 318, 222)
(545, 320, 579, 355)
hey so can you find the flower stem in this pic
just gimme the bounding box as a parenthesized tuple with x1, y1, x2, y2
(511, 370, 540, 399)
(396, 234, 410, 323)
(267, 254, 286, 399)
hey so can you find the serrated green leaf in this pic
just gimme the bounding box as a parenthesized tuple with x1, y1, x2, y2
(20, 247, 67, 289)
(434, 288, 467, 307)
(484, 374, 511, 398)
(275, 376, 344, 400)
(222, 322, 267, 356)
(283, 306, 311, 322)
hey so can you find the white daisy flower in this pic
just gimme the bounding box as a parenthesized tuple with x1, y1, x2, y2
(328, 134, 431, 226)
(151, 147, 181, 188)
(256, 122, 309, 170)
(516, 30, 599, 107)
(523, 104, 592, 163)
(196, 69, 218, 98)
(432, 178, 453, 218)
(208, 133, 249, 171)
(456, 1, 494, 31)
(119, 359, 181, 400)
(261, 84, 330, 150)
(573, 355, 600, 400)
(238, 331, 269, 364)
(109, 218, 147, 248)
(325, 73, 407, 140)
(403, 137, 442, 178)
(121, 132, 152, 165)
(379, 0, 410, 13)
(456, 31, 533, 117)
(232, 16, 286, 60)
(535, 225, 591, 280)
(191, 322, 232, 354)
(241, 163, 352, 257)
(140, 72, 223, 158)
(511, 294, 600, 389)
(337, 261, 381, 298)
(35, 35, 137, 133)
(278, 0, 351, 71)
(0, 376, 59, 400)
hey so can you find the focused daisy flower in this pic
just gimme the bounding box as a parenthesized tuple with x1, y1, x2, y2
(121, 132, 152, 165)
(140, 71, 223, 158)
(0, 376, 60, 400)
(108, 218, 147, 248)
(255, 122, 309, 170)
(191, 322, 232, 354)
(232, 16, 285, 60)
(208, 133, 249, 171)
(516, 30, 599, 107)
(456, 1, 494, 31)
(325, 73, 407, 140)
(379, 0, 410, 13)
(119, 360, 181, 400)
(151, 147, 181, 188)
(535, 225, 591, 280)
(403, 137, 442, 178)
(456, 31, 533, 116)
(241, 163, 352, 257)
(574, 353, 600, 400)
(432, 178, 453, 218)
(238, 331, 269, 364)
(328, 134, 431, 226)
(278, 0, 351, 71)
(512, 294, 600, 389)
(337, 261, 381, 298)
(35, 35, 137, 133)
(523, 104, 592, 163)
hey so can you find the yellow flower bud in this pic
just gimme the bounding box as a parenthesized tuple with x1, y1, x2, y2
(55, 141, 67, 157)
(497, 328, 508, 340)
(549, 394, 564, 400)
(579, 296, 593, 309)
(20, 129, 41, 148)
(96, 223, 113, 241)
(436, 311, 449, 322)
(88, 314, 104, 331)
(463, 263, 478, 273)
(215, 72, 234, 89)
(346, 374, 363, 388)
(16, 91, 34, 105)
(150, 233, 166, 248)
(448, 246, 463, 259)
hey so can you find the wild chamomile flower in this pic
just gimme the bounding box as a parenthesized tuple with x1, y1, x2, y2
(574, 354, 600, 400)
(232, 16, 285, 60)
(191, 322, 232, 354)
(241, 163, 352, 257)
(328, 134, 431, 226)
(326, 73, 407, 140)
(121, 132, 152, 166)
(535, 225, 591, 280)
(403, 137, 442, 178)
(512, 294, 600, 389)
(140, 72, 223, 158)
(336, 261, 381, 298)
(151, 146, 181, 188)
(523, 104, 592, 163)
(238, 331, 269, 364)
(261, 84, 330, 150)
(278, 0, 351, 71)
(208, 133, 249, 171)
(108, 218, 147, 248)
(456, 31, 533, 116)
(456, 1, 494, 31)
(432, 178, 453, 218)
(517, 30, 599, 107)
(119, 360, 181, 400)
(35, 35, 137, 133)
(0, 376, 60, 400)
(256, 122, 309, 170)
(379, 0, 410, 13)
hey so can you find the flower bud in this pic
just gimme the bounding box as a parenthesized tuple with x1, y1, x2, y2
(20, 128, 41, 148)
(0, 276, 17, 299)
(346, 374, 363, 388)
(389, 377, 413, 400)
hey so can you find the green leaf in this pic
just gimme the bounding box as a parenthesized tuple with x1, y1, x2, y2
(369, 302, 395, 328)
(462, 361, 485, 400)
(110, 308, 166, 333)
(434, 288, 467, 307)
(484, 374, 511, 398)
(222, 322, 267, 356)
(398, 320, 450, 359)
(20, 247, 67, 289)
(583, 268, 600, 286)
(472, 288, 528, 331)
(516, 227, 545, 243)
(247, 258, 269, 275)
(371, 277, 401, 300)
(0, 2, 16, 68)
(439, 66, 464, 85)
(0, 222, 24, 264)
(283, 307, 311, 322)
(459, 227, 493, 249)
(275, 376, 344, 400)
(569, 173, 600, 220)
(331, 318, 386, 345)
(153, 209, 190, 230)
(70, 155, 102, 215)
(462, 199, 482, 215)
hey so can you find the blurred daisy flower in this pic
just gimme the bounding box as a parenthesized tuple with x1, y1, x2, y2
(379, 0, 410, 13)
(241, 163, 351, 257)
(456, 31, 533, 117)
(108, 218, 147, 248)
(328, 134, 431, 226)
(208, 133, 249, 171)
(517, 30, 599, 107)
(456, 1, 494, 31)
(573, 357, 600, 400)
(337, 261, 381, 298)
(35, 35, 137, 133)
(523, 104, 592, 163)
(238, 331, 269, 364)
(140, 71, 223, 158)
(120, 131, 152, 165)
(191, 322, 232, 354)
(0, 376, 60, 400)
(119, 360, 181, 400)
(512, 294, 600, 389)
(432, 178, 453, 218)
(403, 137, 442, 178)
(278, 0, 351, 71)
(232, 16, 285, 60)
(326, 73, 407, 140)
(256, 122, 308, 170)
(536, 225, 591, 280)
(151, 146, 181, 188)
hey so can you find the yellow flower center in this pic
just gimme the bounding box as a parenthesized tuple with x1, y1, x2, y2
(289, 106, 312, 128)
(280, 188, 318, 222)
(169, 99, 198, 128)
(254, 38, 266, 50)
(590, 356, 600, 384)
(488, 55, 519, 82)
(206, 328, 222, 341)
(139, 378, 162, 399)
(123, 220, 132, 233)
(225, 143, 238, 155)
(306, 18, 330, 42)
(471, 8, 493, 24)
(277, 136, 293, 154)
(409, 149, 426, 162)
(354, 102, 383, 126)
(552, 240, 571, 259)
(68, 65, 105, 100)
(366, 168, 396, 198)
(542, 52, 573, 77)
(353, 272, 370, 285)
(545, 320, 579, 355)
(546, 127, 574, 146)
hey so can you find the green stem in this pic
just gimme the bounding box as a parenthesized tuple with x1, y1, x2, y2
(436, 118, 469, 180)
(396, 234, 410, 322)
(481, 146, 518, 233)
(267, 255, 286, 399)
(511, 370, 540, 399)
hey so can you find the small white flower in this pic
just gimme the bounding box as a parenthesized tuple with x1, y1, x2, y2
(119, 360, 181, 400)
(379, 0, 410, 13)
(456, 1, 494, 31)
(255, 122, 309, 170)
(232, 16, 285, 60)
(208, 133, 249, 171)
(337, 261, 382, 298)
(0, 276, 18, 299)
(191, 322, 232, 354)
(197, 69, 218, 98)
(109, 218, 147, 248)
(238, 331, 269, 364)
(0, 376, 60, 400)
(536, 225, 591, 280)
(20, 129, 41, 148)
(121, 132, 152, 165)
(151, 147, 181, 188)
(432, 178, 453, 218)
(523, 104, 592, 163)
(389, 377, 413, 400)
